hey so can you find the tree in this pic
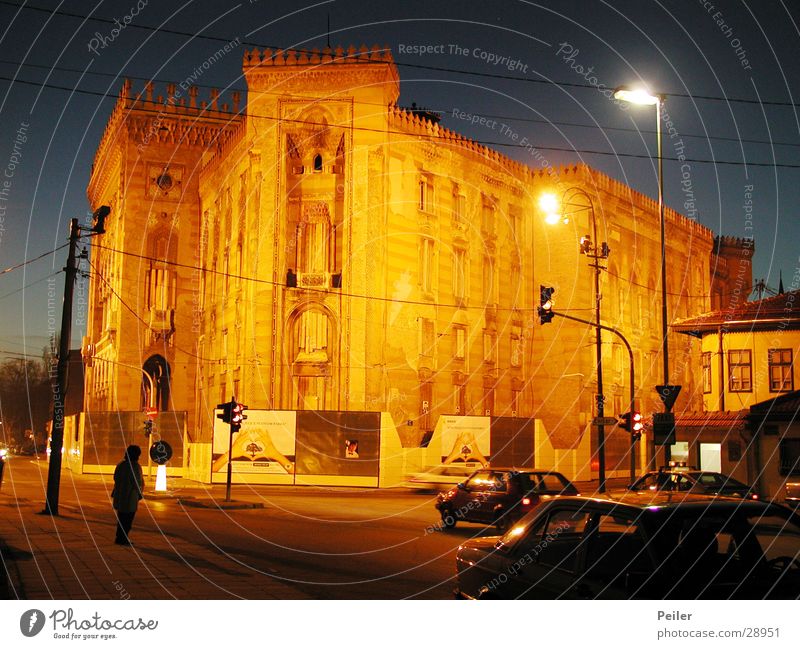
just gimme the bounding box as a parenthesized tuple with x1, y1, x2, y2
(0, 356, 52, 446)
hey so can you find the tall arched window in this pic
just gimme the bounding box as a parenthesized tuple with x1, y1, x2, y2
(142, 355, 171, 411)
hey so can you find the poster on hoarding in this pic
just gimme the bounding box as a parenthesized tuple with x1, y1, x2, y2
(212, 410, 297, 474)
(439, 416, 491, 466)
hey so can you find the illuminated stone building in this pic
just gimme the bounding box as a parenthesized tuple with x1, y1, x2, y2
(84, 46, 746, 481)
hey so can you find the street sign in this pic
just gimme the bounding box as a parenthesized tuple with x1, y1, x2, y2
(592, 417, 620, 426)
(145, 406, 158, 419)
(149, 440, 173, 465)
(653, 412, 676, 445)
(655, 385, 682, 411)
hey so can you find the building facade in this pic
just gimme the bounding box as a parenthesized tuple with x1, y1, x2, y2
(672, 290, 800, 497)
(84, 46, 742, 481)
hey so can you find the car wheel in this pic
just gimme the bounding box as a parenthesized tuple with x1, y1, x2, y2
(441, 507, 457, 529)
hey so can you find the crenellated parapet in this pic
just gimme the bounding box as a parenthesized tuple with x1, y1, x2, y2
(243, 44, 394, 68)
(532, 163, 715, 241)
(88, 79, 243, 203)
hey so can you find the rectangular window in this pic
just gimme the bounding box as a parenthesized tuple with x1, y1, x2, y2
(769, 349, 793, 392)
(419, 175, 434, 212)
(421, 318, 435, 357)
(420, 237, 434, 293)
(728, 349, 752, 392)
(453, 326, 466, 360)
(483, 331, 497, 364)
(702, 352, 712, 394)
(510, 329, 522, 368)
(779, 439, 800, 476)
(483, 255, 497, 305)
(482, 386, 494, 416)
(452, 188, 465, 227)
(453, 248, 466, 300)
(511, 388, 520, 417)
(481, 198, 495, 235)
(454, 382, 466, 415)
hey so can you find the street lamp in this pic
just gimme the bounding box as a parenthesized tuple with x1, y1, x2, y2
(539, 188, 610, 492)
(614, 85, 672, 462)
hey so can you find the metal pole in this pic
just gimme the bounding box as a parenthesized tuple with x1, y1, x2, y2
(225, 396, 234, 502)
(42, 218, 80, 516)
(657, 98, 671, 466)
(591, 208, 606, 493)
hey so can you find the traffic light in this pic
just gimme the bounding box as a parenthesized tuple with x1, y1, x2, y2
(231, 401, 248, 433)
(216, 401, 233, 424)
(538, 285, 555, 324)
(620, 411, 643, 439)
(143, 419, 153, 438)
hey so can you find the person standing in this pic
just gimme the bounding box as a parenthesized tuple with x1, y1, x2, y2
(112, 445, 144, 545)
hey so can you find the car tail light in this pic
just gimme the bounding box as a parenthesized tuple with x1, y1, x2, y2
(575, 493, 581, 497)
(751, 494, 759, 500)
(521, 497, 531, 506)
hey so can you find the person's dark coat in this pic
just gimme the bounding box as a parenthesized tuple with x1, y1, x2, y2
(112, 452, 143, 513)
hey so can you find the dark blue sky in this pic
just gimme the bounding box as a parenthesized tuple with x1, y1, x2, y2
(0, 0, 798, 359)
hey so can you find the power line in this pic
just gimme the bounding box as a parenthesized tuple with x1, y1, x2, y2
(3, 58, 798, 150)
(0, 270, 62, 300)
(2, 0, 798, 108)
(4, 74, 799, 169)
(0, 244, 69, 276)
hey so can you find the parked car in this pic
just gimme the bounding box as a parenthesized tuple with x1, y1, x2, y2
(455, 494, 800, 599)
(627, 469, 759, 500)
(435, 467, 578, 531)
(404, 464, 481, 491)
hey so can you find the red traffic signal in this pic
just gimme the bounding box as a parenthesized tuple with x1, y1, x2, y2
(231, 401, 248, 433)
(620, 411, 643, 438)
(538, 285, 555, 324)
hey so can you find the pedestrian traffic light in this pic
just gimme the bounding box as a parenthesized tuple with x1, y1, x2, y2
(231, 401, 248, 433)
(216, 402, 233, 424)
(538, 285, 555, 324)
(143, 420, 153, 438)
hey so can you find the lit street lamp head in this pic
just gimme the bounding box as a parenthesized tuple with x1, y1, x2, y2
(613, 85, 660, 106)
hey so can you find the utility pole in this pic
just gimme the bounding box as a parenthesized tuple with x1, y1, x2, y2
(42, 207, 109, 516)
(42, 218, 80, 516)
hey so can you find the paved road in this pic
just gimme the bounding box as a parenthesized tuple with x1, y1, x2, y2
(0, 457, 500, 599)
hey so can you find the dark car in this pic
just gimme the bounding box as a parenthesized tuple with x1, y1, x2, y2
(628, 469, 758, 500)
(435, 467, 578, 531)
(455, 494, 800, 599)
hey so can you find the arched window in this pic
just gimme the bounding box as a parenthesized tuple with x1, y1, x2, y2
(313, 153, 323, 172)
(142, 355, 171, 411)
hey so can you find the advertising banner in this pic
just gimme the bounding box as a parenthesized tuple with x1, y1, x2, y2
(439, 416, 491, 465)
(212, 410, 297, 474)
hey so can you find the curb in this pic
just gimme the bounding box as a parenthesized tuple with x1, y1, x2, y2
(177, 499, 265, 510)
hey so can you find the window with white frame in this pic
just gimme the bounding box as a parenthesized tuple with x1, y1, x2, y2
(769, 349, 793, 392)
(419, 175, 434, 212)
(728, 349, 752, 392)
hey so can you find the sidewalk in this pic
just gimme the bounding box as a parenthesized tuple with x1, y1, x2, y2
(0, 460, 310, 600)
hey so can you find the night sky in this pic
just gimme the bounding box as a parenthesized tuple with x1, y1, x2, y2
(0, 0, 798, 360)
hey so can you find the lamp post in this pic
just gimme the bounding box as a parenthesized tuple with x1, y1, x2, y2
(614, 86, 672, 463)
(539, 188, 610, 492)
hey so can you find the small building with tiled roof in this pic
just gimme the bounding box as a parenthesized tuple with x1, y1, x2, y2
(670, 291, 800, 500)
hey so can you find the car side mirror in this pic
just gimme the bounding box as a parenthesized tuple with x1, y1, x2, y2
(457, 482, 467, 491)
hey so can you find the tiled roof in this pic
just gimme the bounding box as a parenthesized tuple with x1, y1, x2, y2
(749, 390, 800, 423)
(672, 290, 800, 335)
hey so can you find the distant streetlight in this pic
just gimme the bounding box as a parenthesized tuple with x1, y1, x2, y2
(540, 188, 610, 492)
(614, 85, 672, 463)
